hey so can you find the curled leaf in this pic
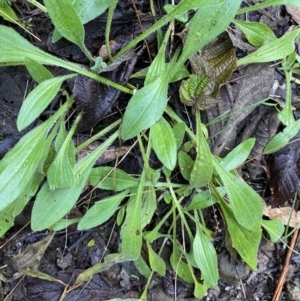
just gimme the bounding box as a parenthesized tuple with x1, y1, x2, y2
(179, 74, 210, 107)
(180, 32, 236, 109)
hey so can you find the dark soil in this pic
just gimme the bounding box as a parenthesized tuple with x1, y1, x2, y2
(1, 1, 300, 301)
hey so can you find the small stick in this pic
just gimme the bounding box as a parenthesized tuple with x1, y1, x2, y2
(271, 228, 299, 301)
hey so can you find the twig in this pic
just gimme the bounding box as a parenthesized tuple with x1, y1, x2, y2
(271, 228, 299, 301)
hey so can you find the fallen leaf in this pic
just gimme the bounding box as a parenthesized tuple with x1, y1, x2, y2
(263, 200, 300, 228)
(267, 134, 300, 207)
(180, 32, 236, 110)
(286, 5, 300, 24)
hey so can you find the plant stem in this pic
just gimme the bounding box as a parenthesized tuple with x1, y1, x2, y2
(75, 119, 122, 152)
(27, 0, 47, 12)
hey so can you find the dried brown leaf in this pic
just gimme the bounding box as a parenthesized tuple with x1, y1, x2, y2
(263, 201, 300, 227)
(268, 135, 300, 207)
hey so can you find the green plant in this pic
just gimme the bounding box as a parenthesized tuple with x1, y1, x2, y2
(0, 0, 299, 298)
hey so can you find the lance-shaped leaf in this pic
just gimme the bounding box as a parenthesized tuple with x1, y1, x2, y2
(213, 156, 263, 232)
(121, 50, 179, 140)
(150, 118, 177, 170)
(170, 243, 194, 284)
(0, 100, 72, 212)
(238, 29, 300, 65)
(24, 57, 53, 84)
(190, 111, 213, 188)
(75, 253, 126, 286)
(120, 172, 145, 260)
(261, 219, 284, 243)
(0, 26, 130, 94)
(121, 75, 169, 140)
(221, 138, 255, 171)
(0, 201, 15, 238)
(0, 2, 19, 23)
(264, 120, 300, 154)
(147, 240, 166, 276)
(44, 0, 93, 62)
(233, 19, 276, 47)
(17, 74, 76, 131)
(89, 167, 139, 191)
(193, 224, 218, 287)
(238, 0, 300, 14)
(31, 131, 119, 231)
(47, 115, 80, 189)
(78, 190, 130, 230)
(218, 198, 261, 270)
(114, 0, 239, 62)
(178, 151, 194, 181)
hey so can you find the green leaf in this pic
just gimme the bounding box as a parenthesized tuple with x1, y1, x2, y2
(144, 21, 171, 85)
(89, 167, 139, 191)
(218, 198, 261, 270)
(238, 0, 300, 14)
(178, 151, 193, 181)
(173, 122, 186, 148)
(213, 156, 263, 231)
(120, 188, 142, 260)
(47, 115, 80, 189)
(134, 255, 152, 278)
(147, 241, 166, 276)
(164, 4, 188, 23)
(261, 219, 284, 243)
(13, 171, 45, 217)
(150, 118, 177, 170)
(121, 41, 180, 140)
(0, 25, 131, 94)
(24, 57, 53, 83)
(121, 75, 168, 140)
(104, 0, 118, 61)
(55, 119, 68, 152)
(221, 138, 255, 171)
(52, 218, 80, 231)
(114, 0, 236, 62)
(170, 244, 194, 283)
(176, 0, 242, 69)
(73, 0, 109, 24)
(140, 187, 157, 230)
(193, 224, 218, 287)
(237, 29, 300, 66)
(52, 0, 110, 43)
(31, 131, 118, 231)
(0, 2, 19, 22)
(44, 0, 92, 61)
(0, 201, 15, 238)
(78, 190, 129, 230)
(17, 74, 76, 131)
(0, 100, 72, 212)
(264, 119, 300, 154)
(233, 20, 277, 47)
(75, 253, 126, 286)
(190, 112, 213, 188)
(185, 190, 218, 211)
(193, 279, 209, 299)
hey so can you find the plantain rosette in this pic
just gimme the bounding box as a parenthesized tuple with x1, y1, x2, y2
(179, 32, 237, 110)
